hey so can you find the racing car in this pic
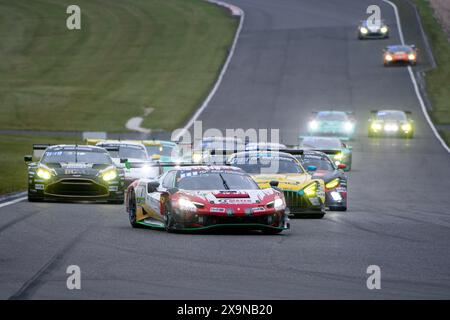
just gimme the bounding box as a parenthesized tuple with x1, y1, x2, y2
(383, 45, 417, 66)
(93, 140, 159, 185)
(294, 150, 348, 211)
(24, 144, 125, 203)
(139, 140, 182, 162)
(126, 165, 289, 234)
(299, 136, 352, 171)
(358, 20, 389, 39)
(245, 142, 287, 151)
(368, 110, 414, 138)
(308, 110, 356, 139)
(228, 151, 326, 218)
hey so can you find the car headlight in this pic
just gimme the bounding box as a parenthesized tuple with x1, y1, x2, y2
(102, 169, 117, 181)
(334, 153, 344, 161)
(178, 198, 198, 211)
(401, 123, 412, 132)
(408, 53, 416, 61)
(344, 122, 354, 131)
(360, 27, 368, 34)
(371, 122, 382, 131)
(37, 167, 52, 180)
(309, 120, 319, 130)
(274, 198, 284, 210)
(325, 178, 340, 189)
(385, 54, 393, 61)
(304, 183, 317, 197)
(380, 26, 388, 33)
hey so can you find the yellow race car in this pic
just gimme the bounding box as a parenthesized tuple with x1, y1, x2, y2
(228, 151, 326, 218)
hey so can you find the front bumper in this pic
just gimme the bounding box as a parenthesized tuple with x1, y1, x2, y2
(325, 188, 347, 209)
(282, 190, 325, 216)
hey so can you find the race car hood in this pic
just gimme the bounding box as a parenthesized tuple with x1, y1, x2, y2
(251, 173, 312, 190)
(178, 188, 279, 205)
(44, 162, 111, 176)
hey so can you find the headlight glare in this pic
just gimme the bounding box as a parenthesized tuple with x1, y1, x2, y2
(371, 122, 382, 131)
(401, 123, 412, 132)
(304, 183, 317, 197)
(325, 178, 340, 189)
(380, 26, 388, 33)
(102, 169, 117, 181)
(360, 27, 368, 34)
(309, 120, 319, 130)
(37, 168, 52, 180)
(408, 54, 416, 61)
(178, 198, 198, 211)
(385, 54, 393, 61)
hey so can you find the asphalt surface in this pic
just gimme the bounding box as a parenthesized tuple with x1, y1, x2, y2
(1, 0, 450, 299)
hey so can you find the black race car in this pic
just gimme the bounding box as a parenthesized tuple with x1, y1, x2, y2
(288, 150, 348, 211)
(25, 144, 125, 203)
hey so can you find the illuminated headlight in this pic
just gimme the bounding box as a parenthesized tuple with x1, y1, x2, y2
(309, 120, 319, 130)
(385, 54, 393, 61)
(401, 123, 412, 132)
(304, 183, 317, 197)
(192, 153, 203, 163)
(380, 26, 388, 33)
(102, 169, 117, 181)
(384, 123, 399, 132)
(37, 168, 52, 180)
(178, 198, 198, 212)
(330, 191, 342, 201)
(334, 153, 344, 161)
(371, 122, 382, 131)
(325, 178, 339, 189)
(274, 198, 284, 210)
(408, 54, 416, 61)
(343, 122, 354, 131)
(360, 27, 368, 34)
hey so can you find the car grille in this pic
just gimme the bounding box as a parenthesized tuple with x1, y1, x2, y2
(45, 179, 109, 197)
(283, 190, 307, 213)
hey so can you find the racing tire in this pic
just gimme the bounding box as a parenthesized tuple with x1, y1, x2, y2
(262, 228, 283, 235)
(128, 192, 140, 228)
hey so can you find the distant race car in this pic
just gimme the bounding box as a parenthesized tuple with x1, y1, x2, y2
(228, 151, 326, 218)
(126, 165, 290, 234)
(93, 140, 159, 185)
(245, 142, 287, 151)
(139, 140, 182, 162)
(368, 109, 414, 138)
(308, 110, 356, 139)
(295, 150, 348, 211)
(383, 45, 417, 66)
(25, 144, 125, 203)
(300, 136, 353, 171)
(191, 136, 245, 163)
(358, 20, 389, 39)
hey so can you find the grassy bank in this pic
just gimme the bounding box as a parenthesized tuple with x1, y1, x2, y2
(0, 135, 81, 194)
(0, 0, 237, 132)
(411, 0, 450, 145)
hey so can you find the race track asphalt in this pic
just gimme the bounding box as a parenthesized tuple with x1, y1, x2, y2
(1, 0, 449, 299)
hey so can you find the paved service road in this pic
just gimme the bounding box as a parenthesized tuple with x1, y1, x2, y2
(1, 0, 449, 299)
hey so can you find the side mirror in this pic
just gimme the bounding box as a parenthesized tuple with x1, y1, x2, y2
(147, 181, 160, 193)
(307, 165, 317, 172)
(269, 180, 279, 188)
(24, 155, 32, 163)
(338, 163, 347, 170)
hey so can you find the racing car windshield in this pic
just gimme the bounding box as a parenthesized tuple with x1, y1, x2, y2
(230, 157, 303, 174)
(42, 150, 112, 164)
(376, 111, 407, 121)
(301, 138, 341, 149)
(316, 112, 347, 121)
(301, 157, 334, 171)
(177, 172, 259, 190)
(146, 145, 179, 157)
(105, 145, 147, 160)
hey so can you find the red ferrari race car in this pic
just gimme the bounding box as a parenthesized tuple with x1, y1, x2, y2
(125, 165, 290, 234)
(383, 44, 417, 66)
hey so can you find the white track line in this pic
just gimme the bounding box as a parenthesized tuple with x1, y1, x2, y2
(383, 0, 450, 153)
(0, 197, 27, 208)
(173, 1, 245, 141)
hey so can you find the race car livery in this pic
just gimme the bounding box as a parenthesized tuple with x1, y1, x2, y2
(300, 136, 352, 171)
(295, 150, 348, 211)
(358, 20, 389, 39)
(25, 144, 125, 203)
(383, 45, 417, 66)
(126, 165, 289, 233)
(308, 110, 356, 140)
(228, 151, 326, 218)
(94, 140, 159, 185)
(368, 110, 414, 138)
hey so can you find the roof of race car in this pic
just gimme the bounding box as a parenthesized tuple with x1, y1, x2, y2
(96, 140, 146, 149)
(230, 150, 298, 160)
(45, 144, 108, 153)
(386, 45, 414, 52)
(168, 165, 245, 174)
(141, 140, 177, 147)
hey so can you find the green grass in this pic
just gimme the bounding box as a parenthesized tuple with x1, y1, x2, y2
(0, 135, 81, 194)
(0, 0, 237, 132)
(411, 1, 450, 126)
